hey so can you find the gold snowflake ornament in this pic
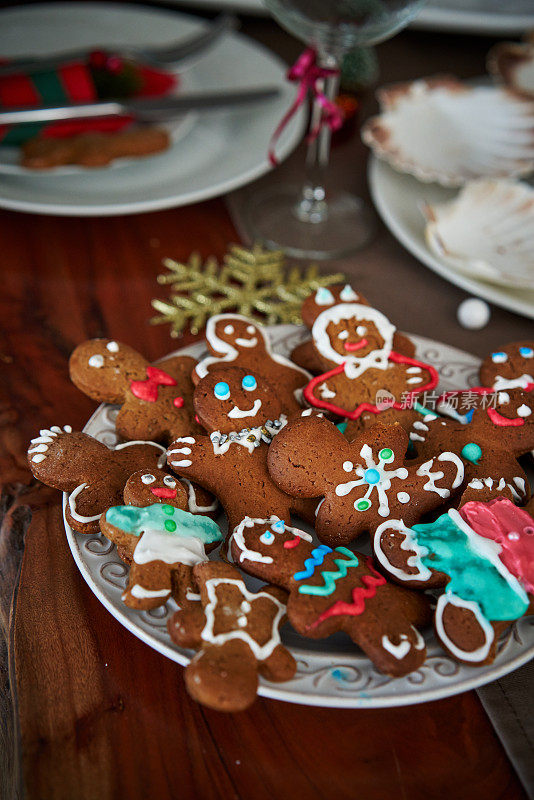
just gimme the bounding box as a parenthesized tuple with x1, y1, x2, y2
(151, 244, 344, 337)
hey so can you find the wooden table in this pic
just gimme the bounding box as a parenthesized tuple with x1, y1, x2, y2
(0, 8, 530, 800)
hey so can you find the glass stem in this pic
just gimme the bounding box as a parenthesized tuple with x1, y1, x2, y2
(294, 54, 340, 225)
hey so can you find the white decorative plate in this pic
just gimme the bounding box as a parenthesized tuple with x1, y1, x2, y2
(368, 156, 534, 320)
(65, 326, 534, 708)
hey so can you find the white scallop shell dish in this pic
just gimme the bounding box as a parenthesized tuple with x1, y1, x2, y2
(422, 179, 534, 289)
(362, 77, 534, 187)
(488, 41, 534, 98)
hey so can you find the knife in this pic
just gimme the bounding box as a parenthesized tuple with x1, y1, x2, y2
(0, 87, 281, 125)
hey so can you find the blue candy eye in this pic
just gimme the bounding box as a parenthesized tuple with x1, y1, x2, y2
(519, 347, 533, 358)
(260, 530, 275, 544)
(214, 381, 230, 400)
(491, 352, 508, 364)
(242, 374, 257, 391)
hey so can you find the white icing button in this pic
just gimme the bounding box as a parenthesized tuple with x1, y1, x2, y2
(224, 325, 234, 335)
(497, 392, 510, 405)
(343, 461, 353, 472)
(106, 341, 119, 352)
(88, 354, 104, 368)
(397, 492, 410, 504)
(517, 404, 531, 418)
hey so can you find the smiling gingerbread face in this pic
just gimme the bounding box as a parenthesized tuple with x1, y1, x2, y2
(326, 317, 386, 360)
(194, 368, 283, 434)
(210, 316, 260, 354)
(124, 469, 189, 509)
(485, 386, 533, 428)
(479, 342, 534, 391)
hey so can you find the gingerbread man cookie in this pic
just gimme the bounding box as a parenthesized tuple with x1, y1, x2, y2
(167, 368, 316, 534)
(374, 499, 532, 664)
(290, 284, 416, 375)
(302, 302, 438, 420)
(27, 425, 166, 533)
(409, 384, 534, 506)
(193, 314, 310, 414)
(167, 561, 295, 711)
(479, 341, 534, 391)
(231, 517, 431, 677)
(100, 503, 222, 610)
(124, 469, 218, 519)
(69, 338, 202, 443)
(267, 412, 464, 547)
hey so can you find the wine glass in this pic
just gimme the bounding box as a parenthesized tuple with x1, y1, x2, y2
(246, 0, 427, 259)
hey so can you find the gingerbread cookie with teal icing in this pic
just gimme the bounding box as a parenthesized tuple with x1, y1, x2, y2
(193, 314, 310, 414)
(167, 367, 316, 535)
(408, 382, 534, 506)
(290, 284, 416, 376)
(267, 412, 464, 548)
(167, 561, 295, 712)
(230, 516, 431, 677)
(27, 425, 166, 534)
(69, 338, 202, 444)
(302, 300, 438, 421)
(100, 503, 222, 610)
(374, 498, 534, 665)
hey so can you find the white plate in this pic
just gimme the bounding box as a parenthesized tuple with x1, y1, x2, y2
(64, 325, 534, 708)
(0, 3, 304, 215)
(167, 0, 534, 35)
(368, 157, 534, 321)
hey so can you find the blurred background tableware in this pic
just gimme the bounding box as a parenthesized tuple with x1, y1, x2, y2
(0, 2, 306, 213)
(243, 0, 427, 260)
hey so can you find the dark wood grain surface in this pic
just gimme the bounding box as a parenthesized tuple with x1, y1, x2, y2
(0, 6, 531, 800)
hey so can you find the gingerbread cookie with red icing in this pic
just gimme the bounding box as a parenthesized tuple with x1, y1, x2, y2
(231, 516, 431, 677)
(100, 502, 222, 610)
(267, 412, 464, 547)
(408, 384, 534, 506)
(167, 560, 295, 711)
(290, 284, 415, 375)
(167, 367, 316, 535)
(193, 314, 310, 414)
(302, 301, 437, 421)
(27, 425, 166, 533)
(374, 498, 533, 665)
(69, 338, 201, 443)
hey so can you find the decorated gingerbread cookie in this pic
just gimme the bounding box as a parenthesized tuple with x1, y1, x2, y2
(167, 368, 316, 534)
(374, 498, 533, 664)
(267, 412, 464, 547)
(302, 302, 438, 420)
(231, 517, 431, 677)
(193, 314, 310, 414)
(479, 341, 534, 391)
(124, 469, 218, 519)
(69, 338, 202, 443)
(409, 384, 534, 506)
(100, 503, 222, 610)
(27, 425, 166, 533)
(290, 284, 415, 375)
(167, 561, 295, 711)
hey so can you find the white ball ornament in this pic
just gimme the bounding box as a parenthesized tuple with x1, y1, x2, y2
(457, 298, 490, 330)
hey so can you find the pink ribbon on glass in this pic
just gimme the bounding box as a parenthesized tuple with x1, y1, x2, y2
(269, 48, 344, 168)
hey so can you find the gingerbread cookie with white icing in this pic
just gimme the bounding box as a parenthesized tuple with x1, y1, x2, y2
(267, 412, 464, 547)
(479, 342, 534, 391)
(100, 503, 222, 610)
(290, 284, 416, 375)
(27, 425, 165, 533)
(69, 338, 202, 444)
(303, 301, 438, 421)
(231, 516, 431, 677)
(167, 561, 295, 712)
(408, 384, 534, 506)
(167, 367, 316, 535)
(193, 314, 310, 414)
(374, 498, 533, 665)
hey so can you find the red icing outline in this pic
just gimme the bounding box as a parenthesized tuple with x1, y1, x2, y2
(284, 537, 301, 549)
(303, 351, 439, 420)
(309, 559, 386, 628)
(130, 366, 177, 403)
